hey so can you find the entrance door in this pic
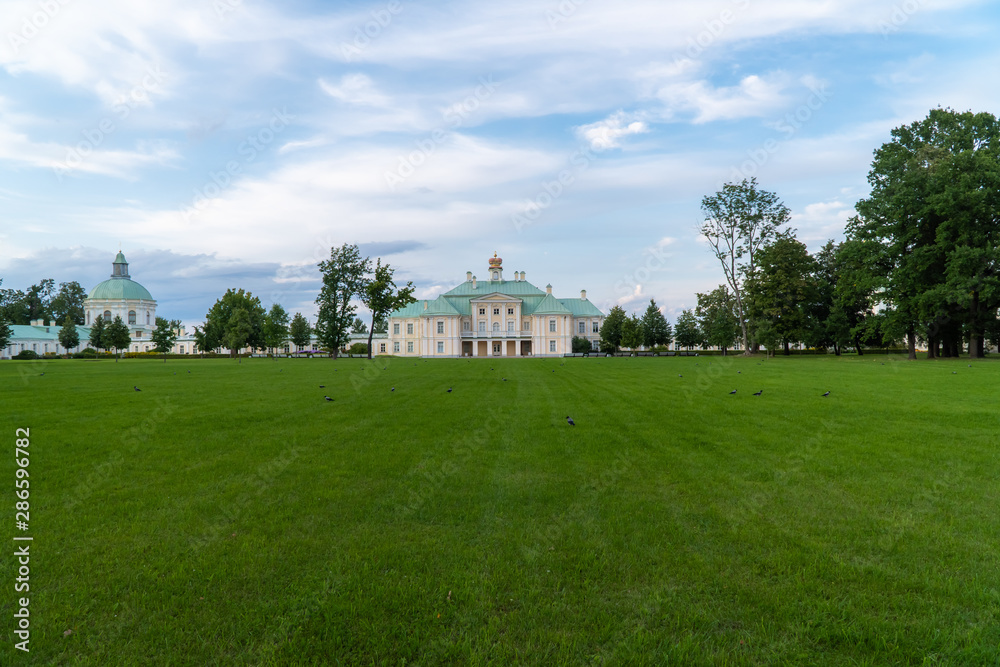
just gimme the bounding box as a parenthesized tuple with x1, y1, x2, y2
(492, 342, 501, 356)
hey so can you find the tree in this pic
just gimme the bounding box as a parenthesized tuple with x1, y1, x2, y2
(50, 281, 87, 325)
(361, 258, 417, 359)
(289, 313, 312, 351)
(23, 279, 55, 323)
(640, 299, 672, 348)
(599, 305, 627, 353)
(571, 336, 592, 354)
(105, 315, 131, 362)
(372, 315, 388, 334)
(744, 237, 819, 355)
(674, 309, 702, 350)
(351, 317, 368, 334)
(700, 178, 792, 354)
(316, 243, 369, 359)
(58, 317, 79, 355)
(696, 285, 740, 355)
(204, 289, 267, 357)
(0, 315, 11, 352)
(152, 317, 180, 362)
(621, 314, 643, 350)
(88, 316, 106, 353)
(224, 308, 253, 363)
(263, 304, 290, 356)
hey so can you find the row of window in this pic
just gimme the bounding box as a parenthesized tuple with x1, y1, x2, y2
(86, 310, 152, 325)
(394, 319, 601, 335)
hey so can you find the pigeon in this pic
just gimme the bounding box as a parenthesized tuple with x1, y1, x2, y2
(188, 370, 191, 373)
(678, 374, 682, 378)
(39, 373, 44, 376)
(952, 371, 957, 374)
(566, 416, 575, 426)
(502, 378, 507, 381)
(822, 391, 830, 397)
(729, 389, 737, 395)
(737, 371, 741, 374)
(390, 387, 395, 392)
(447, 387, 452, 393)
(753, 390, 763, 396)
(134, 386, 141, 392)
(319, 385, 325, 388)
(324, 396, 333, 401)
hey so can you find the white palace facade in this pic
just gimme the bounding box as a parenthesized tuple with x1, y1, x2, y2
(381, 254, 604, 357)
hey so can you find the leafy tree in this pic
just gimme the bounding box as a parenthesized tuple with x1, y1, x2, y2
(674, 309, 701, 350)
(700, 178, 792, 354)
(289, 313, 312, 351)
(621, 314, 643, 350)
(744, 237, 819, 355)
(50, 281, 87, 325)
(640, 299, 672, 348)
(372, 315, 388, 334)
(571, 336, 592, 354)
(0, 315, 11, 351)
(105, 315, 131, 362)
(599, 305, 627, 353)
(23, 279, 55, 323)
(58, 317, 80, 355)
(316, 243, 369, 358)
(263, 304, 290, 356)
(204, 289, 267, 357)
(88, 316, 107, 353)
(152, 317, 180, 362)
(696, 285, 740, 355)
(224, 308, 253, 363)
(351, 317, 368, 334)
(361, 258, 416, 359)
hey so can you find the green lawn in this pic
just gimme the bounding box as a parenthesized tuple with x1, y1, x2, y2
(3, 354, 1000, 665)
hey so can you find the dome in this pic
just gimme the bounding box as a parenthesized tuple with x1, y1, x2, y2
(488, 252, 502, 268)
(88, 278, 153, 301)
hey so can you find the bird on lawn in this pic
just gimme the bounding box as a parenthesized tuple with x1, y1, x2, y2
(753, 390, 763, 396)
(822, 391, 830, 397)
(447, 387, 453, 393)
(391, 387, 395, 392)
(678, 374, 682, 377)
(729, 389, 737, 395)
(319, 385, 325, 388)
(324, 396, 333, 401)
(39, 372, 44, 376)
(566, 416, 575, 426)
(952, 371, 957, 374)
(737, 371, 741, 374)
(134, 386, 141, 392)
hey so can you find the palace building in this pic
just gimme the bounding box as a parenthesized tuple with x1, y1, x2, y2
(381, 254, 604, 357)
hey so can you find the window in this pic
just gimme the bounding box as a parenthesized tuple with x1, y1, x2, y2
(146, 311, 150, 324)
(523, 320, 530, 331)
(128, 310, 136, 324)
(144, 346, 150, 352)
(437, 321, 444, 334)
(407, 323, 413, 335)
(507, 320, 514, 331)
(549, 319, 556, 332)
(492, 271, 499, 280)
(493, 307, 500, 315)
(478, 321, 486, 332)
(463, 321, 470, 331)
(437, 342, 444, 353)
(393, 342, 400, 352)
(593, 321, 599, 333)
(493, 322, 500, 332)
(32, 344, 37, 351)
(380, 343, 386, 353)
(579, 321, 585, 334)
(103, 310, 111, 322)
(479, 308, 486, 315)
(393, 323, 400, 335)
(591, 339, 599, 350)
(507, 308, 514, 315)
(179, 346, 185, 354)
(86, 312, 90, 325)
(549, 340, 556, 352)
(43, 344, 48, 353)
(407, 342, 413, 353)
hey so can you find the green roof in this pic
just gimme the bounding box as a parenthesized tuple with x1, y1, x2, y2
(530, 293, 572, 315)
(113, 251, 128, 264)
(442, 279, 546, 297)
(389, 277, 604, 319)
(88, 278, 153, 301)
(8, 325, 91, 341)
(557, 298, 604, 317)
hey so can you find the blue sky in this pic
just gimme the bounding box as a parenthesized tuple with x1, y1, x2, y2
(1, 0, 998, 329)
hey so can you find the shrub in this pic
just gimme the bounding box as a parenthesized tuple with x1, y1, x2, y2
(571, 336, 592, 354)
(74, 348, 99, 359)
(14, 350, 39, 360)
(348, 343, 369, 355)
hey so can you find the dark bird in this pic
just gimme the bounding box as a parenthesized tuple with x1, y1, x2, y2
(729, 389, 737, 395)
(952, 371, 957, 374)
(324, 396, 333, 401)
(447, 387, 452, 393)
(678, 374, 682, 377)
(39, 372, 44, 376)
(502, 378, 507, 381)
(134, 386, 141, 392)
(752, 390, 763, 396)
(566, 416, 575, 426)
(390, 387, 395, 392)
(737, 371, 741, 374)
(552, 370, 555, 372)
(187, 370, 191, 373)
(383, 367, 386, 370)
(822, 391, 830, 397)
(319, 385, 325, 388)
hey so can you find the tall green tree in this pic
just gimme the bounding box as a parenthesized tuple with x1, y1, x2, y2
(0, 315, 12, 352)
(639, 299, 672, 348)
(361, 258, 416, 359)
(289, 313, 312, 351)
(152, 317, 180, 362)
(50, 281, 87, 325)
(88, 316, 106, 353)
(744, 237, 819, 355)
(696, 285, 740, 355)
(700, 178, 792, 354)
(351, 317, 368, 334)
(674, 309, 701, 350)
(263, 304, 290, 356)
(315, 243, 369, 359)
(204, 289, 267, 357)
(599, 305, 627, 353)
(621, 314, 642, 350)
(23, 279, 55, 323)
(58, 317, 80, 355)
(224, 308, 253, 363)
(105, 315, 131, 362)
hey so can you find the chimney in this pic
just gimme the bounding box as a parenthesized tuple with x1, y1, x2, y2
(546, 284, 552, 295)
(581, 289, 587, 300)
(520, 271, 525, 281)
(466, 271, 472, 281)
(472, 275, 477, 289)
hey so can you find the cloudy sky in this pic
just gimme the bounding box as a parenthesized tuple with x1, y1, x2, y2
(1, 0, 997, 328)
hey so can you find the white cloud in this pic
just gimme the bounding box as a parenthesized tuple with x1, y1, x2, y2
(576, 111, 649, 150)
(319, 74, 392, 108)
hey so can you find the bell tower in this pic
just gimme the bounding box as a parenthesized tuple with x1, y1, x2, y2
(488, 252, 503, 281)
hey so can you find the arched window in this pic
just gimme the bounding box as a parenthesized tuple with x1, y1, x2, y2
(128, 310, 136, 325)
(146, 311, 150, 324)
(86, 312, 90, 325)
(103, 310, 111, 322)
(492, 272, 498, 280)
(492, 321, 500, 332)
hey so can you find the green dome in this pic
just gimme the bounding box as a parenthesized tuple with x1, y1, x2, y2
(88, 278, 153, 301)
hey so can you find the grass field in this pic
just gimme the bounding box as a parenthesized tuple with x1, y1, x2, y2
(2, 353, 1000, 665)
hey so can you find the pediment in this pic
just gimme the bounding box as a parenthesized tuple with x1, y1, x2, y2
(470, 292, 522, 302)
